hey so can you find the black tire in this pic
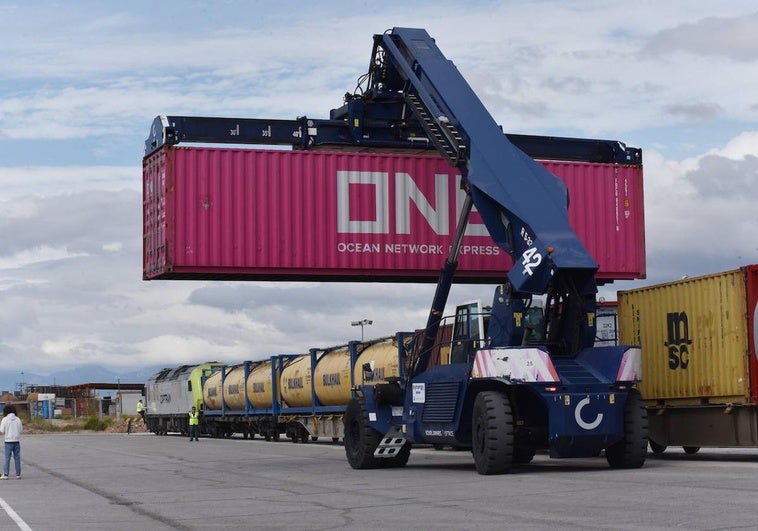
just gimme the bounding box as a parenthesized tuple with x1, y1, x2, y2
(512, 446, 536, 465)
(332, 437, 340, 443)
(471, 390, 514, 475)
(606, 389, 648, 469)
(344, 397, 382, 469)
(683, 446, 700, 455)
(649, 440, 667, 454)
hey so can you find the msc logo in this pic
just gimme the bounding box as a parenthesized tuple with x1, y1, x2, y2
(664, 311, 692, 370)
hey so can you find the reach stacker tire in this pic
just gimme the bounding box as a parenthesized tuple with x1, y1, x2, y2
(471, 390, 514, 475)
(344, 397, 382, 469)
(606, 388, 648, 469)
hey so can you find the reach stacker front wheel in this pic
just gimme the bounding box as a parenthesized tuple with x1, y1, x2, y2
(344, 397, 382, 469)
(606, 388, 648, 469)
(471, 390, 514, 475)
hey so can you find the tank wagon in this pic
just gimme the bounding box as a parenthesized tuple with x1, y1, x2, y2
(146, 334, 412, 441)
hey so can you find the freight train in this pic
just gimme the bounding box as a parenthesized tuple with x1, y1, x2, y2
(145, 333, 416, 442)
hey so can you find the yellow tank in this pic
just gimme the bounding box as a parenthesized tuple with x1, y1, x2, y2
(353, 340, 401, 386)
(313, 347, 352, 405)
(247, 360, 278, 408)
(280, 355, 311, 407)
(203, 369, 224, 411)
(222, 364, 247, 410)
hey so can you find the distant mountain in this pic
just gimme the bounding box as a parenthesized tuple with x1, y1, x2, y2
(0, 365, 165, 395)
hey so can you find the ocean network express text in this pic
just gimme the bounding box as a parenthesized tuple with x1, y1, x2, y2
(336, 242, 500, 255)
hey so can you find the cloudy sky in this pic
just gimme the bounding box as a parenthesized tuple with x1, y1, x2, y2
(2, 1, 757, 383)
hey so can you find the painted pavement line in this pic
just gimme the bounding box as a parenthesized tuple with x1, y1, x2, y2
(0, 496, 33, 531)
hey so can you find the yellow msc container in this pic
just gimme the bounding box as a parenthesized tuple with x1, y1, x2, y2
(619, 267, 752, 404)
(618, 265, 758, 450)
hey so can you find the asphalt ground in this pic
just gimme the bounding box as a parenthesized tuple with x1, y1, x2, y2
(1, 433, 756, 530)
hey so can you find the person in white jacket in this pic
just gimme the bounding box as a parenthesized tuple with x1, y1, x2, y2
(0, 404, 23, 479)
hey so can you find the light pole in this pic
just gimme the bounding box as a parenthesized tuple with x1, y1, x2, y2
(351, 319, 373, 341)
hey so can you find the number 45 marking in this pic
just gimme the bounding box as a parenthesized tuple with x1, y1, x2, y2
(522, 247, 542, 276)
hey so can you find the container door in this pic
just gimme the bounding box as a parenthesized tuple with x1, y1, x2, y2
(746, 265, 758, 401)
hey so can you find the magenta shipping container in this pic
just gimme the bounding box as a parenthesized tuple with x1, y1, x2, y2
(143, 147, 645, 283)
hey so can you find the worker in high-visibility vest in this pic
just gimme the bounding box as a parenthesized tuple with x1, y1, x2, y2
(136, 399, 145, 423)
(188, 406, 200, 441)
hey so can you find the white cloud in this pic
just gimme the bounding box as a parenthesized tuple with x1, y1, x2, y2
(0, 166, 139, 198)
(708, 131, 758, 159)
(632, 132, 758, 284)
(642, 12, 758, 62)
(0, 245, 89, 270)
(1, 2, 757, 148)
